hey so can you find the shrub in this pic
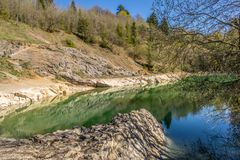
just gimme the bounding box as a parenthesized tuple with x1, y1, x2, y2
(65, 39, 75, 48)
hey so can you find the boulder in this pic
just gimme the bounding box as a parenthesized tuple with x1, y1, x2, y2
(0, 109, 167, 160)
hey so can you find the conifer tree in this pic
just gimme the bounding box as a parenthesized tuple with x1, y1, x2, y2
(70, 0, 77, 13)
(75, 12, 94, 43)
(77, 16, 91, 42)
(147, 12, 159, 27)
(37, 0, 54, 9)
(159, 17, 169, 35)
(67, 0, 77, 33)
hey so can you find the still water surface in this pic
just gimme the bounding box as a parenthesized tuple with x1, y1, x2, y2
(0, 84, 239, 159)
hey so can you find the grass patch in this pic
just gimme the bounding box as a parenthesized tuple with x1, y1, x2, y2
(0, 72, 7, 80)
(0, 19, 42, 43)
(0, 57, 21, 76)
(0, 57, 32, 78)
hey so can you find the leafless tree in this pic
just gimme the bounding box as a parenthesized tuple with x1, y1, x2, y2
(153, 0, 240, 50)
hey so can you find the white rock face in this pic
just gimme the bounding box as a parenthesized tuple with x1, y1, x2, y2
(94, 73, 183, 87)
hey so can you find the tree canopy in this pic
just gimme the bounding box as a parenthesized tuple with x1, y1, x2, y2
(147, 12, 159, 27)
(116, 5, 130, 17)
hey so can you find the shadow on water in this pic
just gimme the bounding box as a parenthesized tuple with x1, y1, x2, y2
(0, 75, 239, 159)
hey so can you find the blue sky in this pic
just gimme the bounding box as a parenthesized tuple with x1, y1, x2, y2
(55, 0, 154, 19)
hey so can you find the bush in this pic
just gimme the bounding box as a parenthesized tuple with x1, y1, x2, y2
(99, 40, 110, 49)
(65, 39, 75, 48)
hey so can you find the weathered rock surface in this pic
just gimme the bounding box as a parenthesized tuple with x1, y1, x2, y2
(0, 109, 167, 160)
(9, 44, 137, 80)
(0, 40, 27, 57)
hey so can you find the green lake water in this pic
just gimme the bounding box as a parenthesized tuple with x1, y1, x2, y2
(0, 76, 239, 159)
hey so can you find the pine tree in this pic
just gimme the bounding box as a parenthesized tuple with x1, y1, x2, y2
(159, 18, 169, 35)
(70, 0, 77, 13)
(77, 16, 91, 42)
(37, 0, 54, 9)
(67, 0, 77, 33)
(147, 12, 159, 27)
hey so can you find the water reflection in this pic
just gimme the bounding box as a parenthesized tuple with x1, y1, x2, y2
(163, 112, 172, 129)
(0, 81, 239, 159)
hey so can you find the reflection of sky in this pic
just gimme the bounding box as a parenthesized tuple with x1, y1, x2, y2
(164, 106, 231, 145)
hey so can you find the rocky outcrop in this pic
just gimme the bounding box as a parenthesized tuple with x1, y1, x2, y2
(9, 44, 137, 79)
(0, 109, 167, 160)
(0, 40, 27, 57)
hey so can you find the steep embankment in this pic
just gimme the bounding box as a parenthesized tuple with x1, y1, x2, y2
(0, 109, 167, 160)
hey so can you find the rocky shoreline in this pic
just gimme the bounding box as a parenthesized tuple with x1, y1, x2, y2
(0, 80, 93, 119)
(0, 109, 167, 160)
(0, 73, 186, 119)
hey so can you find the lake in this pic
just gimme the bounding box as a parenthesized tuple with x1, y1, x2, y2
(0, 76, 239, 159)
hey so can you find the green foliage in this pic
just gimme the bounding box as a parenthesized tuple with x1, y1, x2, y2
(37, 0, 46, 9)
(116, 5, 130, 16)
(76, 17, 94, 43)
(99, 25, 111, 50)
(131, 22, 137, 46)
(125, 22, 131, 43)
(0, 1, 9, 20)
(37, 0, 53, 9)
(70, 0, 77, 12)
(116, 23, 124, 38)
(147, 12, 159, 27)
(65, 39, 76, 48)
(0, 0, 238, 74)
(0, 57, 22, 77)
(177, 74, 240, 91)
(0, 72, 6, 80)
(159, 18, 169, 35)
